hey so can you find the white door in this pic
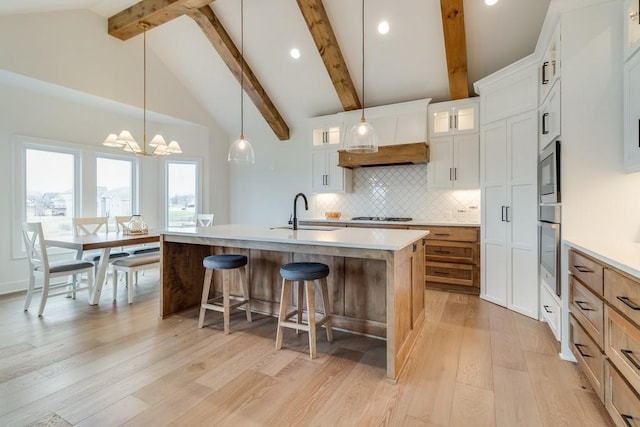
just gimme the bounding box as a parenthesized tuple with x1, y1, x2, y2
(453, 133, 480, 189)
(427, 136, 454, 189)
(326, 150, 343, 192)
(311, 150, 327, 192)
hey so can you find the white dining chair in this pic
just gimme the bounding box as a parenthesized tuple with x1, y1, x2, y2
(72, 217, 129, 261)
(22, 222, 95, 316)
(196, 213, 214, 227)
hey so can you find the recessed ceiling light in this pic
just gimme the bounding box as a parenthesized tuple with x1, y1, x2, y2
(377, 21, 389, 35)
(290, 48, 301, 59)
(485, 0, 498, 5)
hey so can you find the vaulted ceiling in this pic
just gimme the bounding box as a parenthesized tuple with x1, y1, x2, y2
(0, 0, 550, 141)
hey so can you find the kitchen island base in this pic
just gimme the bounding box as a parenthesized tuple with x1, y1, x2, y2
(160, 227, 427, 382)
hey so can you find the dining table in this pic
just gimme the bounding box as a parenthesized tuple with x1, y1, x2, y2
(45, 230, 161, 305)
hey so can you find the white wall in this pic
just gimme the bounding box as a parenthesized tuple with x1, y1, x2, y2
(0, 10, 231, 294)
(561, 1, 640, 242)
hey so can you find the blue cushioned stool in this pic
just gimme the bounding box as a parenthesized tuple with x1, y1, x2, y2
(198, 254, 251, 334)
(275, 262, 333, 359)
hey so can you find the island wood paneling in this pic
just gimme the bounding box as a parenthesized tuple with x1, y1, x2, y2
(343, 258, 386, 323)
(293, 253, 346, 316)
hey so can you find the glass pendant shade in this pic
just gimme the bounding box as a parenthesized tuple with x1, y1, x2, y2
(346, 118, 378, 153)
(228, 135, 255, 164)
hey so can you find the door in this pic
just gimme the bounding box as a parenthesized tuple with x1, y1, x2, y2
(311, 150, 327, 192)
(453, 133, 480, 189)
(427, 136, 454, 189)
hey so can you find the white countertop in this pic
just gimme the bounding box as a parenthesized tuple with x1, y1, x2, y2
(163, 224, 429, 251)
(563, 238, 640, 279)
(302, 218, 480, 227)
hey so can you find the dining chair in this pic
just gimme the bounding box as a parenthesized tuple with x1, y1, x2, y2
(22, 222, 95, 316)
(72, 216, 129, 261)
(116, 215, 159, 256)
(196, 213, 215, 227)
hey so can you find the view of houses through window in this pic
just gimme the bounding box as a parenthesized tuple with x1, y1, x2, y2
(96, 156, 133, 226)
(167, 161, 198, 227)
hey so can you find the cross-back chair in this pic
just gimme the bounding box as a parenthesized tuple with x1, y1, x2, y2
(196, 213, 215, 227)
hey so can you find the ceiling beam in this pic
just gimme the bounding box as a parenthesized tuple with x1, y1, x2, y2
(296, 0, 361, 111)
(187, 6, 290, 141)
(108, 0, 215, 41)
(440, 0, 469, 100)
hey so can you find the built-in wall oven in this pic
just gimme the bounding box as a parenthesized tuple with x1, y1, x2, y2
(539, 139, 561, 204)
(539, 205, 561, 296)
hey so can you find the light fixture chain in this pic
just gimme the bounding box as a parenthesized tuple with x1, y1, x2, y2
(361, 0, 365, 121)
(143, 24, 147, 153)
(240, 0, 244, 138)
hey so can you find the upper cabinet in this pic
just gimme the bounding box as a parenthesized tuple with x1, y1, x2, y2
(427, 98, 479, 138)
(539, 24, 561, 104)
(539, 80, 561, 151)
(624, 0, 640, 61)
(311, 117, 342, 148)
(308, 115, 352, 194)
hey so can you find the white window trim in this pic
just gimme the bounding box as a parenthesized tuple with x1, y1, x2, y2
(162, 158, 202, 228)
(95, 153, 138, 223)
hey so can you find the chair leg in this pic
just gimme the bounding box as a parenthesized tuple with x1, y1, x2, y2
(320, 277, 333, 343)
(222, 269, 231, 335)
(275, 278, 291, 350)
(38, 275, 51, 317)
(24, 274, 35, 311)
(127, 270, 134, 304)
(239, 265, 252, 323)
(306, 280, 317, 359)
(296, 280, 304, 334)
(198, 268, 214, 328)
(112, 269, 118, 301)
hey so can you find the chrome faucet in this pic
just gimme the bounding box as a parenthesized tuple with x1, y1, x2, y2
(292, 192, 308, 230)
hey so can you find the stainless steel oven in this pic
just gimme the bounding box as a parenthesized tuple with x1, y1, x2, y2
(539, 139, 561, 204)
(539, 205, 561, 296)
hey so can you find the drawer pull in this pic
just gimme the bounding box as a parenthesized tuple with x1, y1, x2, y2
(617, 296, 640, 311)
(543, 305, 552, 314)
(621, 414, 634, 427)
(433, 250, 451, 254)
(433, 270, 450, 276)
(574, 343, 591, 358)
(574, 300, 593, 311)
(573, 265, 592, 273)
(434, 233, 450, 237)
(622, 349, 640, 371)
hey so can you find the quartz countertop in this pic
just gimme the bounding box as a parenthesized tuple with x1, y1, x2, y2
(301, 218, 481, 227)
(563, 238, 640, 279)
(163, 224, 429, 251)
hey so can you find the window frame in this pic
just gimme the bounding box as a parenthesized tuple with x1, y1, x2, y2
(163, 158, 202, 228)
(95, 153, 138, 225)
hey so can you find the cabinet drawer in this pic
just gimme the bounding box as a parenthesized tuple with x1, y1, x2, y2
(570, 314, 605, 402)
(424, 226, 478, 242)
(425, 241, 477, 264)
(569, 250, 604, 296)
(606, 305, 640, 397)
(570, 275, 604, 349)
(541, 284, 561, 342)
(426, 261, 473, 287)
(605, 360, 640, 427)
(606, 268, 640, 329)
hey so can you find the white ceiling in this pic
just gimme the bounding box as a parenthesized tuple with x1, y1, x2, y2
(0, 0, 550, 139)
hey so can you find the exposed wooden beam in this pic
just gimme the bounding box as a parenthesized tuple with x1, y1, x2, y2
(108, 0, 215, 41)
(297, 0, 361, 111)
(187, 6, 290, 141)
(440, 0, 469, 100)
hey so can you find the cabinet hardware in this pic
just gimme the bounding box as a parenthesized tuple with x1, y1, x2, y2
(454, 114, 458, 130)
(542, 112, 549, 135)
(617, 296, 640, 310)
(413, 243, 417, 252)
(574, 343, 591, 358)
(574, 300, 593, 311)
(543, 305, 552, 313)
(422, 238, 427, 246)
(621, 349, 640, 370)
(449, 115, 453, 130)
(505, 206, 511, 222)
(449, 168, 453, 181)
(433, 270, 450, 276)
(501, 206, 506, 222)
(621, 414, 634, 427)
(573, 265, 592, 273)
(542, 61, 550, 84)
(453, 168, 457, 180)
(434, 233, 450, 237)
(434, 249, 451, 254)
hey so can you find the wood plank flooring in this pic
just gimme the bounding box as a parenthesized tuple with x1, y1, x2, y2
(0, 273, 614, 426)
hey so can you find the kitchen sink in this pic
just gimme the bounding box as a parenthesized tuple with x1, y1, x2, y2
(270, 225, 339, 231)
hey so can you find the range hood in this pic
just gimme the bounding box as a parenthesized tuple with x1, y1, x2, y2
(337, 142, 429, 168)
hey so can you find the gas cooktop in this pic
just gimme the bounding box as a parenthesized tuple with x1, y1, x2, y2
(351, 216, 413, 222)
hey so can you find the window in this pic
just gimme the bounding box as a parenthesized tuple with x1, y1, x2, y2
(166, 161, 198, 227)
(24, 147, 77, 238)
(96, 156, 134, 221)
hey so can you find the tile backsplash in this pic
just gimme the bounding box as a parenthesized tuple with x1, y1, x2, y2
(310, 164, 481, 222)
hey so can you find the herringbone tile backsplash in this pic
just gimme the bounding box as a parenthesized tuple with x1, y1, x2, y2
(310, 165, 481, 222)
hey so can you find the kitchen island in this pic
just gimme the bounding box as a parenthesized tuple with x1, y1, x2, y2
(160, 224, 428, 381)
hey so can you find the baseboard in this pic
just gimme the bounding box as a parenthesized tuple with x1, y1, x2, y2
(0, 280, 26, 296)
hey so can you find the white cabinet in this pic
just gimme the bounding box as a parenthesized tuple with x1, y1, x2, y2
(309, 115, 351, 194)
(540, 282, 561, 342)
(539, 80, 561, 151)
(428, 98, 479, 138)
(539, 23, 561, 104)
(427, 134, 479, 190)
(311, 119, 342, 148)
(624, 0, 640, 60)
(624, 25, 640, 173)
(481, 110, 539, 319)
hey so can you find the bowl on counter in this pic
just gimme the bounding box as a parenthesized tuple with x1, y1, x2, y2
(325, 211, 341, 219)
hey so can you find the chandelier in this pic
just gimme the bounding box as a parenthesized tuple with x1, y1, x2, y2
(103, 22, 182, 156)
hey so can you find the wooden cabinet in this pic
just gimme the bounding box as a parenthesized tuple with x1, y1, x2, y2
(539, 80, 561, 151)
(570, 314, 605, 402)
(605, 360, 640, 427)
(427, 98, 479, 138)
(427, 134, 479, 190)
(422, 226, 480, 294)
(309, 115, 352, 194)
(480, 110, 539, 319)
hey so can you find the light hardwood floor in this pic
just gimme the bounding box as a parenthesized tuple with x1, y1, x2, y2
(0, 273, 614, 426)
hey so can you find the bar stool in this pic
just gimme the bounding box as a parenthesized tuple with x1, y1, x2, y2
(275, 262, 333, 359)
(198, 254, 251, 334)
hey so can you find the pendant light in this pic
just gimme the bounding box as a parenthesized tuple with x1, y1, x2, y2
(228, 0, 256, 164)
(346, 0, 378, 153)
(103, 22, 182, 156)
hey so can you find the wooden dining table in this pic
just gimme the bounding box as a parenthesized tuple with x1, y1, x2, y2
(45, 230, 161, 305)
